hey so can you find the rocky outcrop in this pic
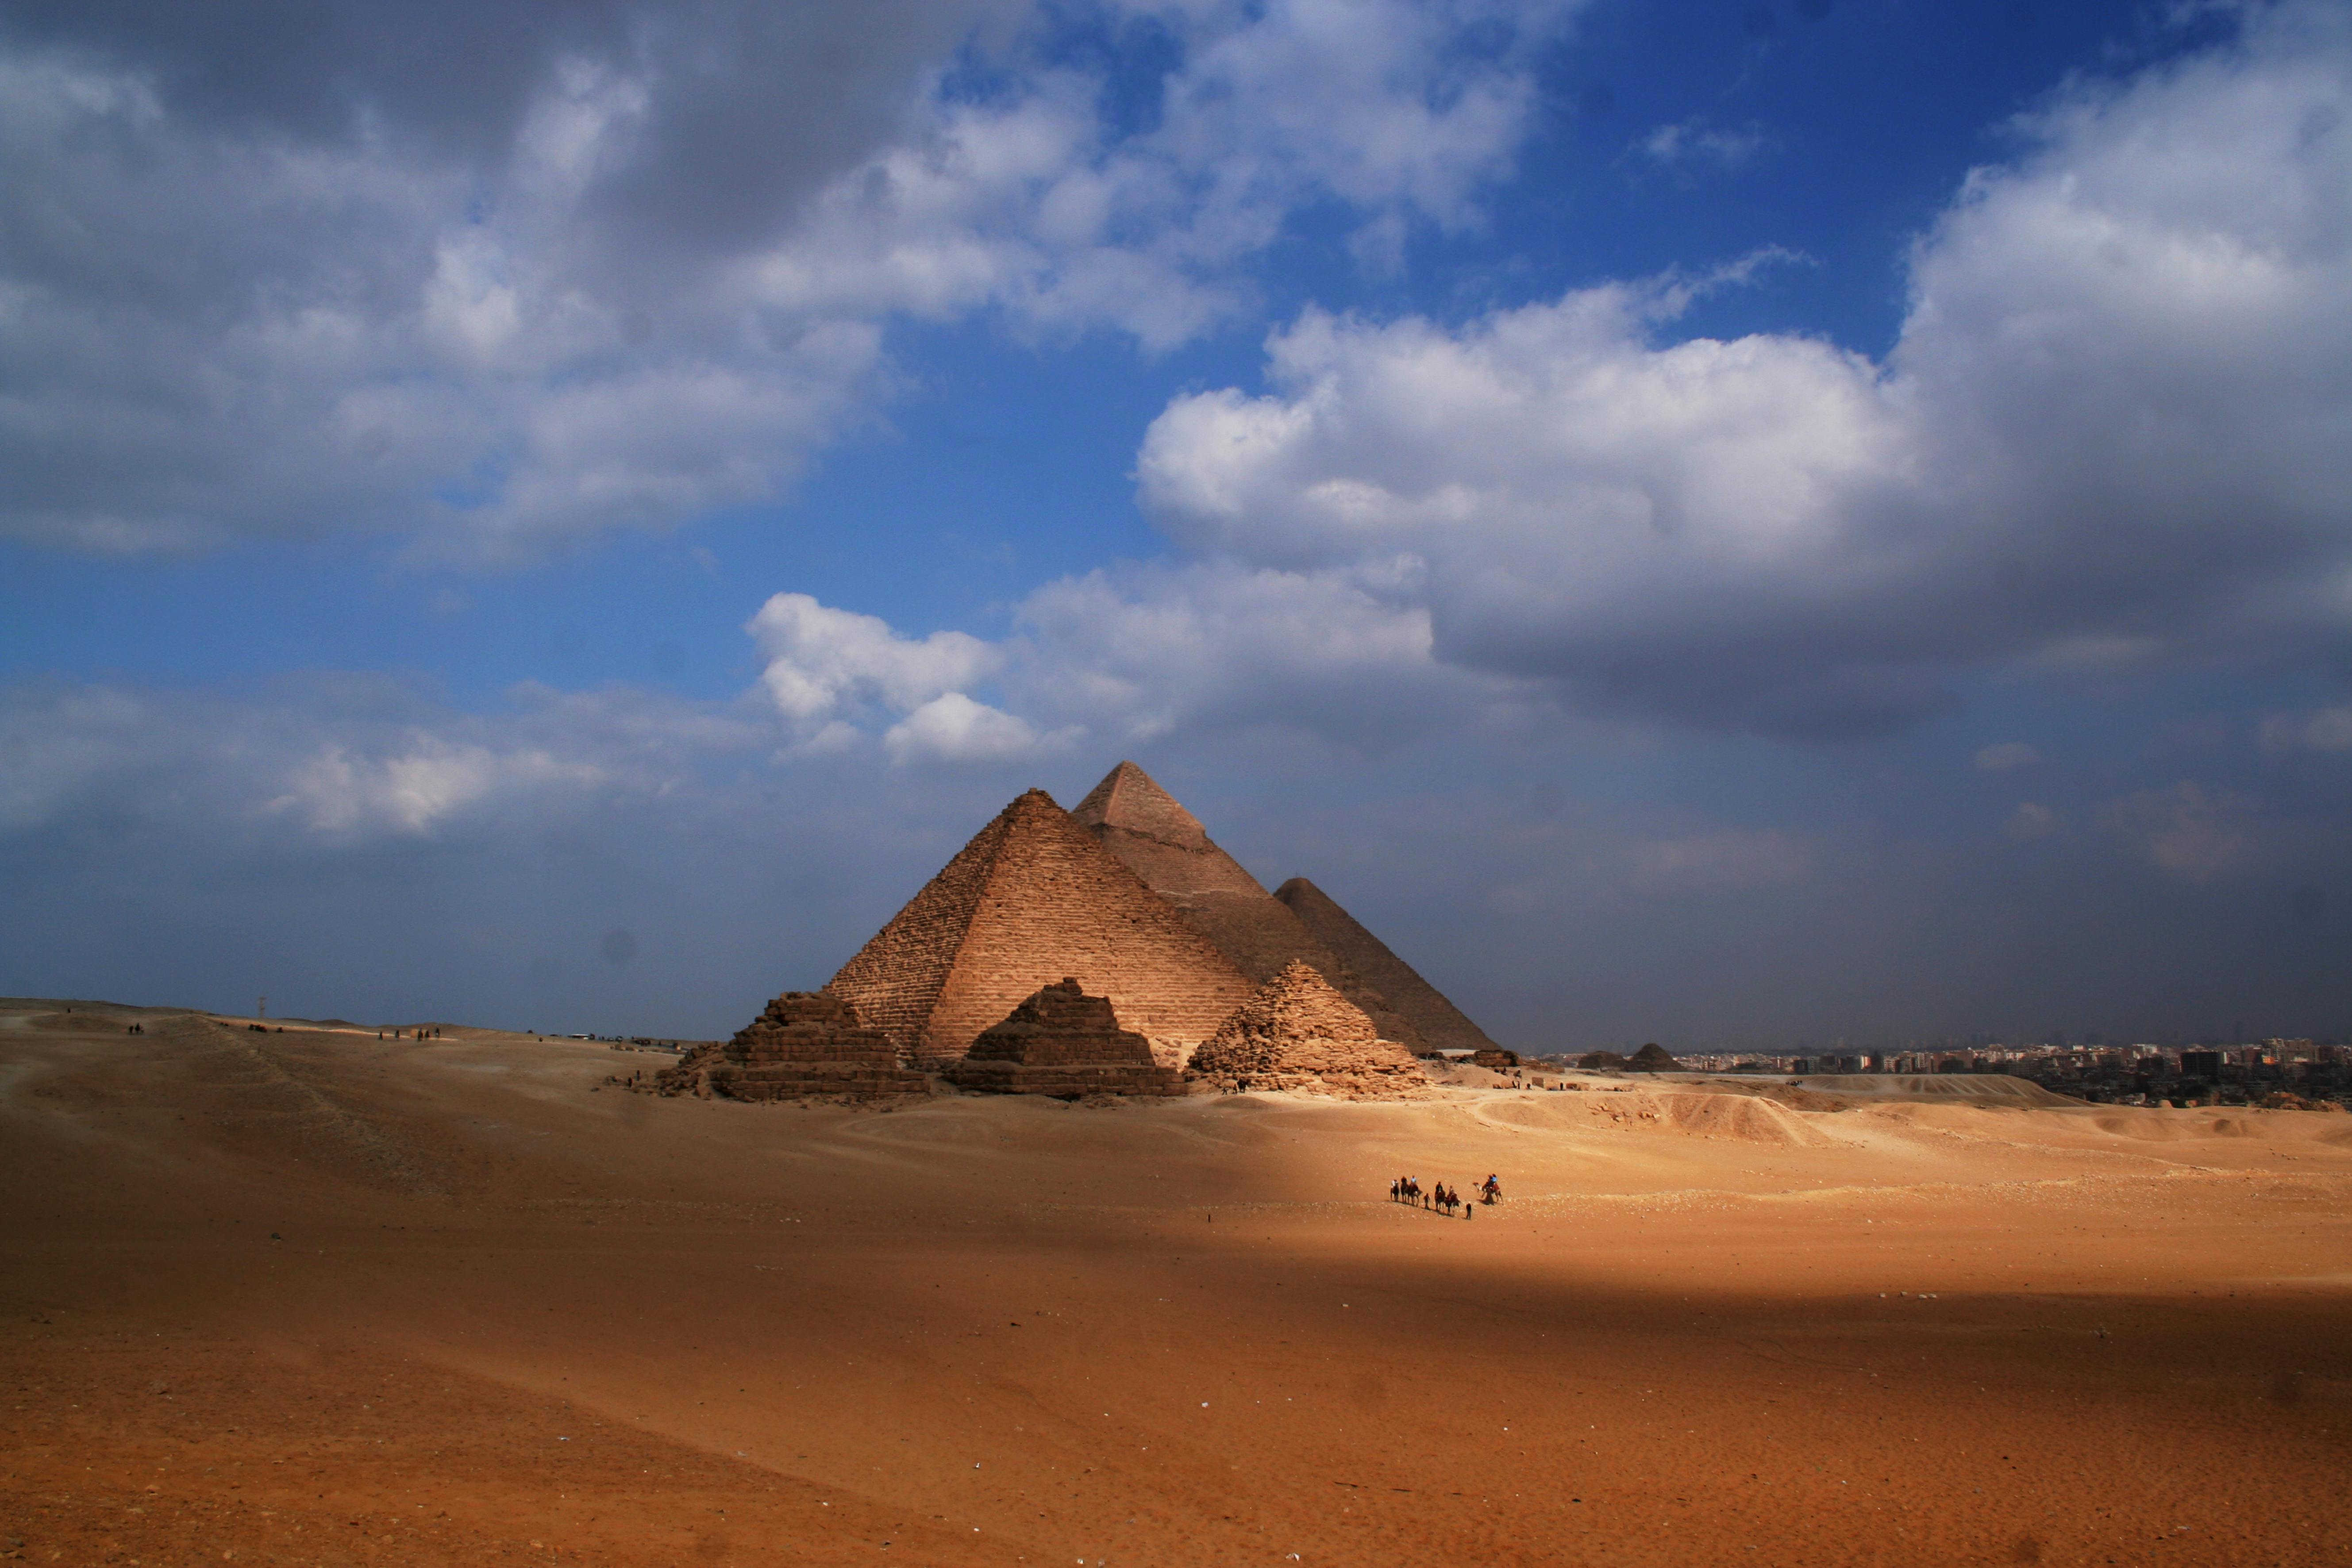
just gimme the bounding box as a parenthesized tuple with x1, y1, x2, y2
(945, 979, 1183, 1098)
(1185, 961, 1436, 1100)
(629, 991, 930, 1100)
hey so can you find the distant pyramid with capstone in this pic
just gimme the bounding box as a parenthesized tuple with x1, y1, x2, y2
(1073, 760, 1482, 1051)
(828, 788, 1255, 1067)
(1274, 875, 1496, 1055)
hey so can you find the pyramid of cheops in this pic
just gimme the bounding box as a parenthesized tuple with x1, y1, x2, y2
(1185, 961, 1436, 1100)
(828, 789, 1255, 1067)
(1070, 761, 1427, 1049)
(945, 979, 1183, 1098)
(1274, 876, 1497, 1055)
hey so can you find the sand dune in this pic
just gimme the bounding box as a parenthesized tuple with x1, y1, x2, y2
(4, 998, 2348, 1566)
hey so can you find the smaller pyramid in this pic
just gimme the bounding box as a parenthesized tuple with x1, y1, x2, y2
(946, 979, 1184, 1099)
(1186, 961, 1436, 1100)
(633, 991, 929, 1101)
(1274, 878, 1497, 1055)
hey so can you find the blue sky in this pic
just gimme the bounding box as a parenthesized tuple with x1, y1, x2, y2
(3, 0, 2348, 1048)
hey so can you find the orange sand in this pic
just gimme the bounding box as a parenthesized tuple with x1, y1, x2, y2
(4, 1001, 2348, 1566)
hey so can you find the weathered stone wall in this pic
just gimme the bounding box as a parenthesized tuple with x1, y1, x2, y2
(1273, 877, 1497, 1055)
(1186, 960, 1435, 1100)
(919, 791, 1254, 1066)
(1071, 761, 1425, 1048)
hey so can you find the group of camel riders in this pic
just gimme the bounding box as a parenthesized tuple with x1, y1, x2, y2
(1390, 1173, 1502, 1215)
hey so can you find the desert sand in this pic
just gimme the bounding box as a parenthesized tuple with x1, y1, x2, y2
(4, 1000, 2348, 1567)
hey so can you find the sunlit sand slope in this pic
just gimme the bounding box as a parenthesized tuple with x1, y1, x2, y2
(4, 999, 2348, 1567)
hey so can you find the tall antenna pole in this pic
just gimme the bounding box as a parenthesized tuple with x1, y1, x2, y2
(258, 995, 266, 1020)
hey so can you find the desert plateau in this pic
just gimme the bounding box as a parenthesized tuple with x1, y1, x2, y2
(4, 999, 2348, 1568)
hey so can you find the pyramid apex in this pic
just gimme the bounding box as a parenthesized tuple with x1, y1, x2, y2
(1071, 760, 1208, 849)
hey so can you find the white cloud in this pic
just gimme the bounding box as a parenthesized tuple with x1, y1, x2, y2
(747, 592, 1000, 726)
(1976, 741, 2041, 771)
(0, 1, 1581, 556)
(1135, 0, 2352, 736)
(1009, 559, 1482, 744)
(267, 738, 602, 836)
(883, 693, 1044, 764)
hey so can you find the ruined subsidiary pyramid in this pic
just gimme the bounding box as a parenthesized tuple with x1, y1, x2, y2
(828, 789, 1255, 1067)
(1274, 876, 1497, 1055)
(1185, 961, 1435, 1100)
(1070, 761, 1425, 1048)
(633, 990, 928, 1101)
(945, 979, 1184, 1098)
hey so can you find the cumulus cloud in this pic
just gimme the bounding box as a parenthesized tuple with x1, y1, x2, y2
(743, 565, 1509, 762)
(1135, 0, 2352, 737)
(0, 0, 1579, 557)
(883, 693, 1043, 764)
(747, 592, 1067, 765)
(1009, 559, 1498, 745)
(748, 593, 999, 725)
(1976, 742, 2042, 771)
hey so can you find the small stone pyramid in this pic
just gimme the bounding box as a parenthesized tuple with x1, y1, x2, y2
(828, 789, 1254, 1067)
(636, 990, 928, 1101)
(1274, 877, 1497, 1055)
(945, 979, 1184, 1098)
(1071, 761, 1425, 1048)
(1186, 960, 1436, 1100)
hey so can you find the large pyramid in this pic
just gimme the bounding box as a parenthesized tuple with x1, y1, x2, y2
(1070, 761, 1428, 1048)
(1274, 876, 1496, 1054)
(1185, 961, 1435, 1099)
(828, 789, 1255, 1067)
